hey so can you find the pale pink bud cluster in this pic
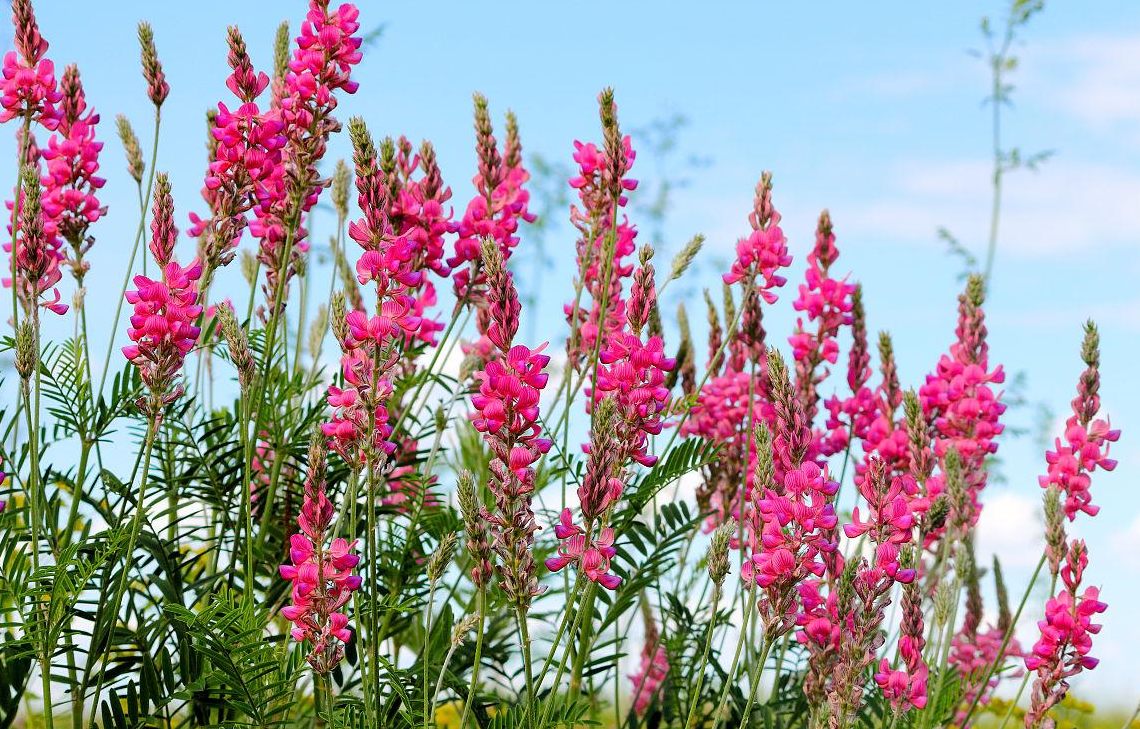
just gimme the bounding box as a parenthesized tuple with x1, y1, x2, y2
(629, 642, 669, 716)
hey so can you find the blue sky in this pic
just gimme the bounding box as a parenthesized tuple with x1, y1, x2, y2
(5, 0, 1139, 707)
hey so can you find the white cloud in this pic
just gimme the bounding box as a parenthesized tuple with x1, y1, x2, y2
(838, 157, 1140, 256)
(975, 490, 1042, 568)
(1111, 514, 1140, 570)
(1031, 35, 1140, 136)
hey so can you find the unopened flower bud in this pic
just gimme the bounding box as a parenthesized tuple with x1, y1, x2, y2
(217, 302, 254, 393)
(272, 21, 290, 83)
(14, 321, 36, 381)
(993, 555, 1011, 635)
(330, 292, 348, 347)
(428, 533, 458, 583)
(1044, 486, 1066, 577)
(451, 614, 480, 648)
(933, 578, 958, 628)
(332, 160, 351, 220)
(240, 250, 258, 286)
(669, 233, 704, 282)
(307, 304, 328, 363)
(708, 519, 734, 587)
(116, 114, 145, 184)
(137, 22, 169, 107)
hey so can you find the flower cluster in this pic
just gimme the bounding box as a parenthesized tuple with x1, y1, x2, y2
(789, 210, 855, 447)
(564, 88, 638, 365)
(280, 435, 361, 674)
(1038, 322, 1120, 520)
(875, 575, 929, 710)
(450, 96, 534, 317)
(919, 275, 1006, 524)
(0, 0, 60, 128)
(121, 174, 202, 413)
(6, 165, 66, 315)
(469, 242, 550, 607)
(823, 285, 876, 454)
(1024, 541, 1106, 727)
(322, 119, 421, 464)
(630, 642, 669, 716)
(41, 64, 105, 280)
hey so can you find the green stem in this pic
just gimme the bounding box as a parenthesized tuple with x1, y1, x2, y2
(86, 413, 160, 729)
(457, 589, 486, 729)
(739, 634, 775, 726)
(957, 552, 1046, 728)
(709, 582, 756, 729)
(683, 586, 722, 728)
(97, 111, 161, 400)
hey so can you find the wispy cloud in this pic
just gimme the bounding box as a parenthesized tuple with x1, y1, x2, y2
(837, 157, 1140, 257)
(1029, 34, 1140, 140)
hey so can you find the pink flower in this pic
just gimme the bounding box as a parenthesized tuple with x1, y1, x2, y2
(450, 98, 534, 334)
(468, 251, 550, 606)
(5, 165, 66, 315)
(591, 331, 675, 467)
(919, 277, 1005, 527)
(722, 173, 791, 302)
(122, 175, 202, 412)
(629, 643, 669, 716)
(564, 92, 639, 367)
(1038, 323, 1120, 520)
(543, 508, 621, 590)
(789, 211, 855, 440)
(280, 442, 360, 675)
(1024, 541, 1106, 727)
(0, 0, 60, 128)
(875, 660, 928, 710)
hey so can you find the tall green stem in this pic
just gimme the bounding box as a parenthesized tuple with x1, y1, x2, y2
(85, 414, 159, 729)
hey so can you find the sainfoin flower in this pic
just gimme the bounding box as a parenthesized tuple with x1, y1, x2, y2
(469, 241, 549, 607)
(322, 118, 421, 466)
(450, 95, 534, 314)
(564, 88, 638, 366)
(1024, 540, 1106, 727)
(6, 165, 66, 315)
(280, 435, 361, 674)
(628, 605, 669, 716)
(121, 174, 202, 413)
(0, 0, 60, 128)
(41, 63, 105, 279)
(789, 210, 855, 449)
(1038, 322, 1120, 520)
(918, 275, 1005, 525)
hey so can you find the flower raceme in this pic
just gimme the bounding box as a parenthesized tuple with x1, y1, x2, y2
(122, 174, 202, 413)
(0, 0, 60, 128)
(280, 435, 361, 674)
(469, 241, 550, 607)
(1039, 322, 1120, 520)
